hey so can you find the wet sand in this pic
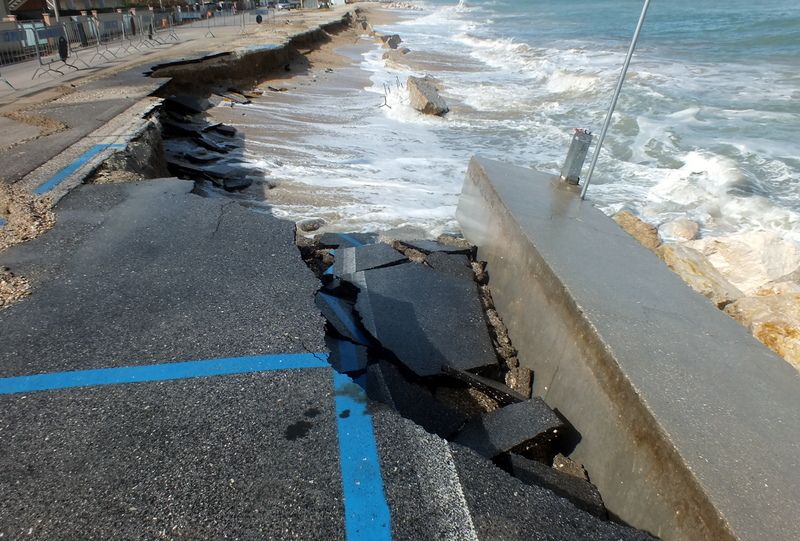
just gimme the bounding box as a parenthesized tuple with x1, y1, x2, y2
(207, 7, 411, 229)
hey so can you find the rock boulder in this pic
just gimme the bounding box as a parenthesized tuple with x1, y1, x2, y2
(380, 34, 402, 50)
(724, 293, 800, 371)
(753, 281, 800, 297)
(659, 218, 700, 241)
(613, 210, 661, 253)
(407, 76, 449, 116)
(686, 232, 800, 294)
(382, 47, 410, 61)
(297, 218, 326, 233)
(657, 243, 743, 309)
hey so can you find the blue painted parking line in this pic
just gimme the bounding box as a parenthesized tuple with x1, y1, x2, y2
(0, 353, 329, 395)
(0, 216, 6, 228)
(0, 352, 393, 539)
(353, 372, 368, 390)
(317, 292, 370, 345)
(333, 371, 392, 541)
(34, 143, 127, 195)
(338, 233, 364, 247)
(324, 248, 337, 276)
(333, 339, 362, 373)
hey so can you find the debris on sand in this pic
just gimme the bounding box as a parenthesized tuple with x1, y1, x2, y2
(0, 183, 55, 253)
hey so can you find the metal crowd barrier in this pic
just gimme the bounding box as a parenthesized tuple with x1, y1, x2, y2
(29, 23, 87, 78)
(124, 16, 147, 53)
(0, 20, 96, 79)
(83, 18, 121, 62)
(243, 9, 277, 32)
(0, 6, 285, 85)
(177, 11, 202, 23)
(141, 13, 179, 46)
(202, 8, 275, 38)
(1, 22, 40, 68)
(156, 13, 180, 43)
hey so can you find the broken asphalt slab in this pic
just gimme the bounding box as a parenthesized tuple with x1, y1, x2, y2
(502, 453, 607, 519)
(365, 359, 467, 439)
(453, 398, 564, 459)
(371, 407, 654, 541)
(0, 178, 325, 376)
(348, 262, 497, 377)
(332, 243, 408, 277)
(325, 335, 369, 374)
(164, 94, 212, 116)
(398, 238, 472, 255)
(426, 251, 475, 281)
(318, 231, 378, 249)
(443, 366, 528, 406)
(315, 291, 372, 346)
(166, 158, 253, 190)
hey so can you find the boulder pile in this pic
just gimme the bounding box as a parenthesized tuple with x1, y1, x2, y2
(380, 33, 403, 50)
(614, 210, 800, 370)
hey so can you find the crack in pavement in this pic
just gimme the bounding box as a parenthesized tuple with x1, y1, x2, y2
(211, 201, 236, 238)
(293, 335, 329, 365)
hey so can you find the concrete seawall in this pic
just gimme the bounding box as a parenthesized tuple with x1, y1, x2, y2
(456, 156, 800, 541)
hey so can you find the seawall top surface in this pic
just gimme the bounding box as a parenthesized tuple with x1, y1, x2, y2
(459, 156, 800, 540)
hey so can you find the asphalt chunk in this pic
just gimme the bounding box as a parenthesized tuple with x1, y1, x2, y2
(325, 335, 370, 373)
(332, 243, 408, 277)
(365, 359, 467, 439)
(453, 398, 563, 459)
(426, 252, 475, 281)
(315, 291, 371, 346)
(502, 453, 607, 518)
(349, 263, 497, 377)
(443, 366, 528, 406)
(318, 232, 378, 249)
(398, 239, 473, 255)
(163, 94, 211, 116)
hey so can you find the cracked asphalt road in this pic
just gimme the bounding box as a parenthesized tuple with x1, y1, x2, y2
(0, 178, 325, 376)
(0, 177, 654, 541)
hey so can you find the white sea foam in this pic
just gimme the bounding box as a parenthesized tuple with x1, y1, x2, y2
(545, 70, 599, 95)
(234, 0, 799, 246)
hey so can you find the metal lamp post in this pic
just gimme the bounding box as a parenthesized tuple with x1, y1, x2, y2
(580, 0, 652, 200)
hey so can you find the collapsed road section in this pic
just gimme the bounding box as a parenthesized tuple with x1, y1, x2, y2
(298, 230, 657, 534)
(0, 176, 656, 540)
(0, 6, 667, 539)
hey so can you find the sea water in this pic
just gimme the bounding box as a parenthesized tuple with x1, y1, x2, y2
(250, 0, 799, 241)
